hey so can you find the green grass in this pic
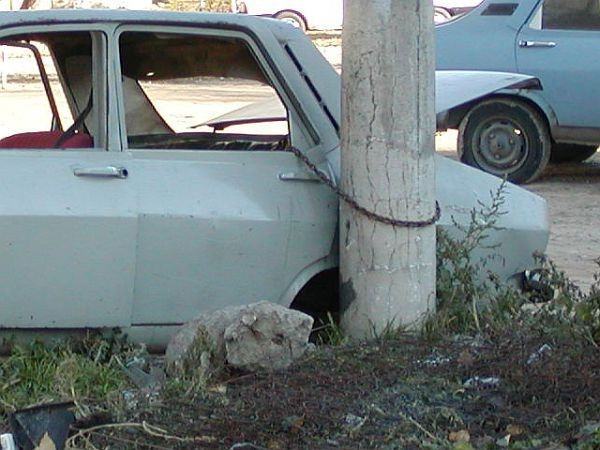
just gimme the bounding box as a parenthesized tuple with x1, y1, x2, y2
(0, 335, 133, 418)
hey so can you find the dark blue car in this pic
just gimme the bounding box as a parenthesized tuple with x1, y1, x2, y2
(437, 0, 600, 183)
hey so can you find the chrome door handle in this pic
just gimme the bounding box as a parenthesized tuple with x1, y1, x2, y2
(519, 40, 556, 48)
(278, 171, 321, 182)
(73, 166, 129, 179)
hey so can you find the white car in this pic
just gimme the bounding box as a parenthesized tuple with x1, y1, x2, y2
(434, 0, 483, 21)
(0, 9, 548, 348)
(231, 0, 343, 30)
(232, 0, 483, 30)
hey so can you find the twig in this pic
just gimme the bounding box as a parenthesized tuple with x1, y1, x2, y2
(86, 430, 173, 450)
(398, 411, 441, 443)
(223, 373, 257, 385)
(67, 421, 207, 447)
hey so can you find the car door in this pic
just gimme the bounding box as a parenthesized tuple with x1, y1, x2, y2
(114, 26, 337, 326)
(0, 28, 136, 328)
(516, 0, 600, 128)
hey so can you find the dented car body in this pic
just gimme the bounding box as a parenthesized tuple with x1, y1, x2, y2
(0, 10, 548, 347)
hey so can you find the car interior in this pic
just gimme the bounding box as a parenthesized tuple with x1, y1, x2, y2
(119, 31, 291, 152)
(0, 32, 95, 149)
(0, 30, 292, 152)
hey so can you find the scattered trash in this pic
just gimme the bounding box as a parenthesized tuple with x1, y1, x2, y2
(343, 414, 367, 437)
(419, 356, 451, 367)
(527, 344, 553, 365)
(463, 376, 500, 389)
(496, 434, 511, 447)
(9, 402, 75, 450)
(522, 269, 555, 301)
(0, 434, 16, 450)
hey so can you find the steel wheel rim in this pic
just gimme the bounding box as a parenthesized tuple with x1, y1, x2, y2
(471, 116, 528, 176)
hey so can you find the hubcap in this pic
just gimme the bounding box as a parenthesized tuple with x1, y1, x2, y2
(473, 118, 528, 175)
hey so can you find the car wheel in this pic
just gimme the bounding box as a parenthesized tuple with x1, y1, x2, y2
(550, 143, 598, 163)
(458, 98, 551, 184)
(274, 11, 307, 31)
(434, 7, 452, 23)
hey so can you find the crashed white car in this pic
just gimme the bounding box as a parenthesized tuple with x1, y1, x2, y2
(0, 10, 548, 347)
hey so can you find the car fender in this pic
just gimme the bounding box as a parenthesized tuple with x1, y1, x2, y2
(492, 88, 559, 129)
(278, 254, 338, 308)
(443, 88, 559, 135)
(434, 71, 544, 128)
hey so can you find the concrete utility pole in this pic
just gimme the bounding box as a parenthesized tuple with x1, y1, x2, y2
(340, 0, 436, 338)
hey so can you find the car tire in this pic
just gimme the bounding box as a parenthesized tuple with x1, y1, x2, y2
(457, 98, 551, 184)
(550, 143, 598, 163)
(434, 7, 452, 23)
(274, 11, 307, 31)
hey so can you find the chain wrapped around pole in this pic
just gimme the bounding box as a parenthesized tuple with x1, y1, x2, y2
(289, 146, 441, 228)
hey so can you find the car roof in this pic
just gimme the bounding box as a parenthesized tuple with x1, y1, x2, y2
(0, 8, 291, 34)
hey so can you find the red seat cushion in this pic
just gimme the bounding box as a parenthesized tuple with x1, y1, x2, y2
(0, 131, 93, 149)
(62, 133, 94, 148)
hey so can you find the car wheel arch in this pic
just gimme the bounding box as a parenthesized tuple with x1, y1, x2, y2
(279, 257, 338, 308)
(448, 93, 556, 136)
(274, 9, 308, 29)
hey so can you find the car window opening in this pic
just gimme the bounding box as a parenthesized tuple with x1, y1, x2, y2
(541, 0, 600, 31)
(119, 32, 291, 152)
(0, 32, 97, 150)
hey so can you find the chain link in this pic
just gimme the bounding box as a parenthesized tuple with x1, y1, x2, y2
(289, 146, 441, 228)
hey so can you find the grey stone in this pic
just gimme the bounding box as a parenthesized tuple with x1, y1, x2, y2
(224, 302, 314, 371)
(165, 304, 245, 373)
(166, 302, 313, 374)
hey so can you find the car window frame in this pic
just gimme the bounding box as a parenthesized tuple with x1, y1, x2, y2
(529, 0, 600, 32)
(0, 24, 110, 152)
(113, 24, 317, 153)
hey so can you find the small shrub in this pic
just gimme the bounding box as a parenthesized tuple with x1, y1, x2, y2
(424, 182, 528, 340)
(531, 255, 600, 346)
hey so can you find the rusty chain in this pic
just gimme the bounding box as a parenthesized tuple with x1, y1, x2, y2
(289, 146, 441, 228)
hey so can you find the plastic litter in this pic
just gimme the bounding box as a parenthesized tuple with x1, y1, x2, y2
(9, 402, 75, 450)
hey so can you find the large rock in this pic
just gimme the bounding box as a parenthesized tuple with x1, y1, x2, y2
(165, 302, 314, 373)
(165, 304, 243, 373)
(224, 302, 314, 372)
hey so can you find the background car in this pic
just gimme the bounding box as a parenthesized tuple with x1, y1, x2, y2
(437, 0, 600, 183)
(434, 0, 482, 22)
(232, 0, 478, 30)
(231, 0, 343, 31)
